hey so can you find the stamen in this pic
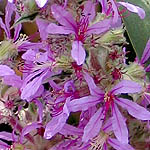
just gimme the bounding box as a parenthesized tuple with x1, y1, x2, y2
(89, 131, 109, 150)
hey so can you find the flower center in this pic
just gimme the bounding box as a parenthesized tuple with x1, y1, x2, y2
(104, 92, 115, 113)
(89, 131, 109, 150)
(76, 16, 89, 42)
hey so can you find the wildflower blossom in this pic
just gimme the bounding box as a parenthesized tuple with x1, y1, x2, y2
(69, 73, 150, 143)
(46, 1, 111, 65)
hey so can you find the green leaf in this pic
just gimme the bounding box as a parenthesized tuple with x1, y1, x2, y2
(11, 12, 39, 29)
(120, 0, 150, 59)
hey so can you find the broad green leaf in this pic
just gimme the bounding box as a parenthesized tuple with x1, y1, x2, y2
(120, 0, 150, 59)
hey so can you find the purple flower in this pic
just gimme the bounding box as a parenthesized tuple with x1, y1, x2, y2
(46, 1, 111, 65)
(20, 50, 57, 101)
(89, 118, 134, 150)
(99, 0, 145, 23)
(69, 73, 150, 143)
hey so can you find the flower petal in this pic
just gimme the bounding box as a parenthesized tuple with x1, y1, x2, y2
(0, 18, 9, 37)
(71, 41, 86, 65)
(14, 13, 22, 41)
(116, 98, 150, 120)
(22, 49, 36, 61)
(82, 108, 104, 142)
(99, 0, 108, 14)
(69, 96, 100, 112)
(118, 2, 145, 19)
(111, 80, 142, 95)
(110, 0, 119, 23)
(83, 1, 96, 22)
(3, 74, 23, 88)
(35, 0, 48, 8)
(5, 2, 15, 38)
(21, 70, 48, 101)
(108, 138, 134, 150)
(44, 98, 70, 139)
(83, 72, 104, 96)
(33, 99, 43, 123)
(0, 131, 17, 141)
(46, 23, 74, 34)
(87, 18, 111, 35)
(0, 65, 15, 76)
(60, 124, 83, 136)
(36, 18, 49, 40)
(20, 122, 42, 143)
(51, 4, 77, 30)
(140, 39, 150, 64)
(112, 104, 128, 144)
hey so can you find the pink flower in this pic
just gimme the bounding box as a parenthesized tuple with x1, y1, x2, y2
(69, 73, 150, 143)
(46, 1, 111, 65)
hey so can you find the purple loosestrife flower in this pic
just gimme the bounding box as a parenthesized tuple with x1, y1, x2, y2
(46, 1, 111, 65)
(89, 118, 134, 150)
(20, 49, 57, 101)
(44, 80, 78, 139)
(69, 73, 150, 143)
(99, 0, 145, 23)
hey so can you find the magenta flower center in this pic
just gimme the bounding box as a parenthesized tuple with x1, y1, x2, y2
(76, 16, 89, 42)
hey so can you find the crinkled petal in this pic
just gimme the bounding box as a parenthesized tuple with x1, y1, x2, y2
(0, 18, 9, 37)
(108, 138, 134, 150)
(87, 18, 111, 35)
(111, 80, 142, 95)
(35, 0, 48, 8)
(112, 104, 128, 144)
(44, 98, 70, 139)
(18, 42, 43, 51)
(46, 23, 74, 34)
(71, 41, 86, 65)
(21, 70, 48, 100)
(3, 74, 23, 88)
(5, 2, 15, 38)
(22, 49, 36, 61)
(14, 13, 22, 41)
(36, 18, 49, 40)
(82, 108, 104, 142)
(20, 122, 42, 143)
(0, 140, 10, 149)
(0, 131, 17, 141)
(0, 65, 15, 76)
(118, 2, 145, 19)
(83, 72, 104, 96)
(116, 98, 150, 120)
(140, 39, 150, 64)
(102, 118, 113, 133)
(69, 96, 100, 112)
(51, 4, 77, 31)
(60, 124, 83, 136)
(99, 0, 108, 14)
(33, 99, 43, 123)
(83, 1, 96, 22)
(110, 0, 119, 23)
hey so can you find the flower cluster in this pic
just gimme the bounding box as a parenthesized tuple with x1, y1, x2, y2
(0, 0, 149, 150)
